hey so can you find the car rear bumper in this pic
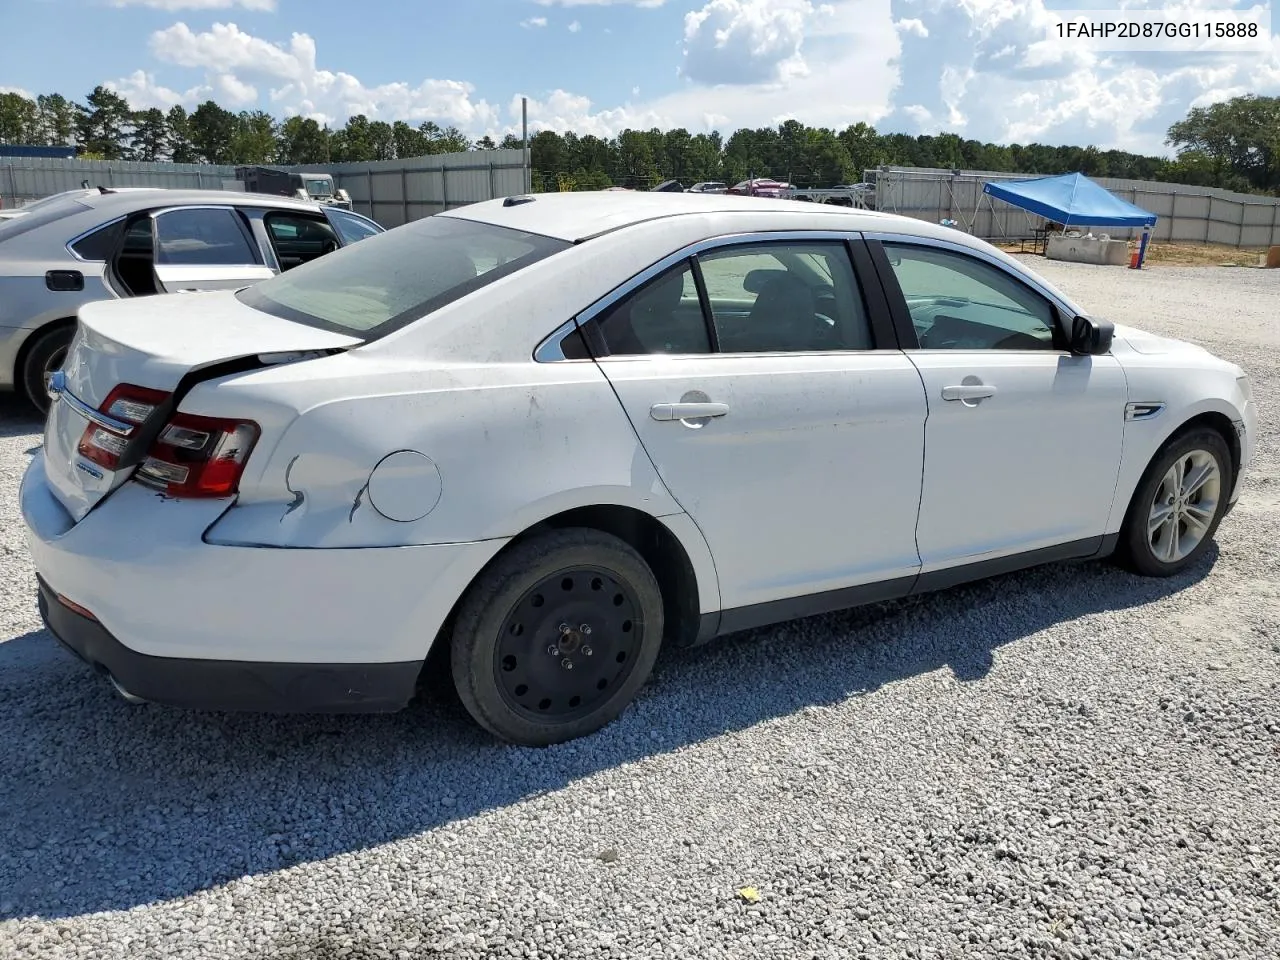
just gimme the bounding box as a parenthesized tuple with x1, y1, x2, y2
(37, 574, 421, 712)
(21, 450, 508, 709)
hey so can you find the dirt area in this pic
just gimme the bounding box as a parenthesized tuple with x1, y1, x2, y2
(997, 239, 1273, 268)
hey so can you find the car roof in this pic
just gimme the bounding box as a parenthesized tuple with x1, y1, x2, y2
(61, 188, 324, 214)
(443, 190, 917, 244)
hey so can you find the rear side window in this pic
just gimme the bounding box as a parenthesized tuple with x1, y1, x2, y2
(70, 221, 123, 261)
(154, 208, 259, 266)
(325, 208, 383, 245)
(237, 215, 570, 338)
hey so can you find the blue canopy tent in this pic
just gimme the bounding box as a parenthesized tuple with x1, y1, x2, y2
(982, 172, 1158, 266)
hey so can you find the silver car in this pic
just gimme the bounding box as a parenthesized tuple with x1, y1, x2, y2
(0, 187, 383, 412)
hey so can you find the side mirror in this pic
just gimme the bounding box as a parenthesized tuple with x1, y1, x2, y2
(1069, 314, 1114, 355)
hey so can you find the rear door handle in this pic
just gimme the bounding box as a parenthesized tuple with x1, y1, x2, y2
(941, 384, 997, 402)
(650, 402, 730, 422)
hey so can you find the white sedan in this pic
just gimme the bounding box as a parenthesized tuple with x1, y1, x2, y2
(21, 192, 1256, 746)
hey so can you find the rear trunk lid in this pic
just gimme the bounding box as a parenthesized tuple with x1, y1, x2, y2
(43, 290, 361, 521)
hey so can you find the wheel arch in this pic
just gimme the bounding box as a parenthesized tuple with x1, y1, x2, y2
(1110, 401, 1243, 534)
(13, 316, 76, 385)
(423, 503, 718, 684)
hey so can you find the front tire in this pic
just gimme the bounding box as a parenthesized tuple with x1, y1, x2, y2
(21, 325, 74, 416)
(1118, 427, 1233, 577)
(450, 528, 664, 746)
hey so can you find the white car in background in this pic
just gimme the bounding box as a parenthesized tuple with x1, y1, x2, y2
(21, 192, 1255, 746)
(0, 187, 383, 412)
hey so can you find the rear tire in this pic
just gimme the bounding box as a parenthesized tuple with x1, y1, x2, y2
(450, 527, 664, 746)
(20, 325, 74, 416)
(1117, 427, 1233, 577)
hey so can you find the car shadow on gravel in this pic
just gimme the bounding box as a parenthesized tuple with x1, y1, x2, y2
(0, 395, 43, 439)
(0, 546, 1215, 921)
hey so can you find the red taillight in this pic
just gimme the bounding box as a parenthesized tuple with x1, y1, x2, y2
(135, 411, 260, 498)
(76, 381, 259, 499)
(77, 384, 170, 469)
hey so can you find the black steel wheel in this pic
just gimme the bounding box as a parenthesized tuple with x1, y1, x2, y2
(21, 324, 74, 416)
(450, 527, 664, 746)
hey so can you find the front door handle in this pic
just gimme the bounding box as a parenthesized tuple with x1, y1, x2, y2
(941, 384, 997, 402)
(650, 402, 730, 422)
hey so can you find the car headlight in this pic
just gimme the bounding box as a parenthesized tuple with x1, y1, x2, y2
(1237, 374, 1252, 402)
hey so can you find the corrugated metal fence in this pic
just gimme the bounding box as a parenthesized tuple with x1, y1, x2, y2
(0, 158, 235, 202)
(867, 166, 1280, 248)
(0, 150, 530, 227)
(293, 150, 528, 227)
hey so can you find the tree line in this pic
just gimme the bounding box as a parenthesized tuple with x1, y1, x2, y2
(1, 85, 1276, 196)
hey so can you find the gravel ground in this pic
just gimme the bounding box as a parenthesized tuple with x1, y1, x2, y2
(1, 258, 1278, 959)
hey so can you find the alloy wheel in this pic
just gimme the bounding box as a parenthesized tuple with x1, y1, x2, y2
(1147, 449, 1221, 564)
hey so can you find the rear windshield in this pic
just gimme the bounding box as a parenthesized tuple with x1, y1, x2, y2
(237, 214, 570, 338)
(0, 197, 92, 244)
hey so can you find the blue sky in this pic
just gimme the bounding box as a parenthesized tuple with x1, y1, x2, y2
(2, 0, 1278, 156)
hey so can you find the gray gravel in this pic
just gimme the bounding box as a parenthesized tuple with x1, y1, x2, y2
(2, 258, 1278, 959)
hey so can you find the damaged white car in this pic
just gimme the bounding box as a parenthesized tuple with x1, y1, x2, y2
(21, 191, 1256, 746)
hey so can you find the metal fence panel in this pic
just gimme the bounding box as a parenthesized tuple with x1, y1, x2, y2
(0, 150, 530, 228)
(0, 158, 237, 206)
(865, 165, 1280, 248)
(287, 149, 527, 227)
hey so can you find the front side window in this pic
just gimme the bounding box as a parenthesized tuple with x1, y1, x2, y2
(154, 208, 259, 266)
(263, 212, 339, 271)
(696, 241, 871, 353)
(883, 243, 1059, 350)
(238, 214, 570, 338)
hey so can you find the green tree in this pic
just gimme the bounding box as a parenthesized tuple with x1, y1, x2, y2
(279, 115, 329, 163)
(473, 134, 497, 150)
(231, 110, 278, 163)
(77, 86, 132, 158)
(166, 106, 197, 163)
(1166, 94, 1280, 192)
(392, 120, 428, 158)
(130, 108, 169, 161)
(37, 93, 79, 146)
(0, 91, 40, 144)
(188, 100, 237, 164)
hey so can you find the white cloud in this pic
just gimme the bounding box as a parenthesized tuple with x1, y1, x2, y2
(146, 21, 498, 128)
(534, 0, 665, 6)
(110, 0, 275, 10)
(92, 0, 1280, 160)
(681, 0, 829, 86)
(569, 20, 582, 32)
(510, 0, 899, 137)
(894, 17, 927, 38)
(521, 16, 548, 27)
(0, 85, 35, 99)
(105, 69, 203, 110)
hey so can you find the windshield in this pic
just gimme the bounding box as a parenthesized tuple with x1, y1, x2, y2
(237, 214, 571, 339)
(304, 179, 333, 198)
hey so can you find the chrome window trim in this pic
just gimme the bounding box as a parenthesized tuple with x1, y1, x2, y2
(65, 214, 127, 263)
(533, 229, 867, 363)
(534, 319, 586, 362)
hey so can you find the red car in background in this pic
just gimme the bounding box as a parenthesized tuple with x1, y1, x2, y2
(727, 178, 793, 198)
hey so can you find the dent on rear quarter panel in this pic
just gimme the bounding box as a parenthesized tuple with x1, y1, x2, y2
(203, 361, 689, 550)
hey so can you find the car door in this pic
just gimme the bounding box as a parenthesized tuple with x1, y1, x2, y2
(150, 205, 274, 293)
(867, 234, 1127, 576)
(571, 234, 928, 621)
